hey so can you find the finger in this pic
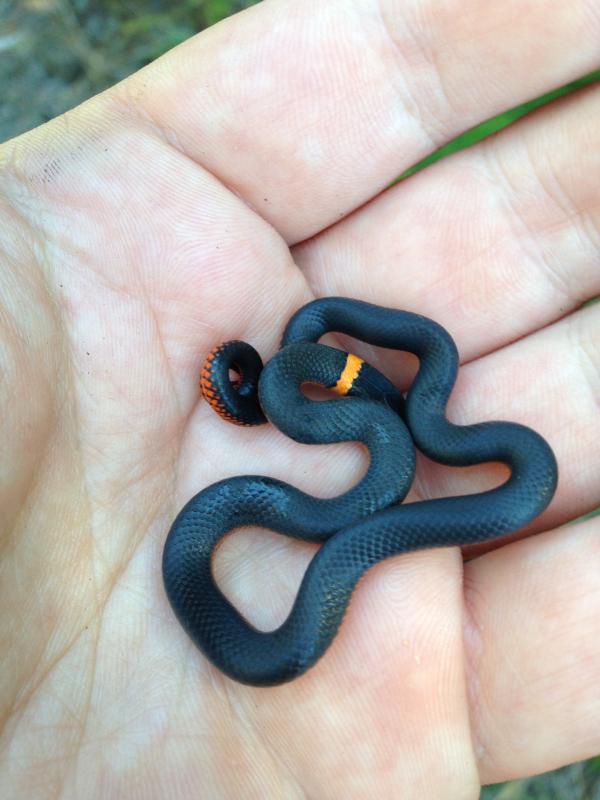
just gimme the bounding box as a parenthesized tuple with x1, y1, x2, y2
(123, 0, 600, 242)
(464, 515, 600, 784)
(413, 302, 600, 539)
(295, 81, 600, 366)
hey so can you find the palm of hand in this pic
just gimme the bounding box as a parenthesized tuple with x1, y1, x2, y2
(1, 3, 599, 798)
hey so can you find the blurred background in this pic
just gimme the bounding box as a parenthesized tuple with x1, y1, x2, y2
(1, 1, 599, 797)
(0, 0, 258, 140)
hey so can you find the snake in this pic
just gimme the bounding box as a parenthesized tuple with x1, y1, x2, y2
(162, 297, 558, 687)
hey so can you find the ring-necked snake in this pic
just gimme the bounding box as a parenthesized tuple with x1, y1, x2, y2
(162, 297, 558, 687)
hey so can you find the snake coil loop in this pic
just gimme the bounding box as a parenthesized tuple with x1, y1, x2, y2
(163, 298, 557, 686)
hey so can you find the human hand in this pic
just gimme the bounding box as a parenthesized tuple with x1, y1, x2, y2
(1, 1, 599, 797)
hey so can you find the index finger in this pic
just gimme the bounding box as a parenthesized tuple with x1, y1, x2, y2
(124, 0, 600, 242)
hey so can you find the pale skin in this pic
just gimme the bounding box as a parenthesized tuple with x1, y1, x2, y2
(1, 0, 599, 797)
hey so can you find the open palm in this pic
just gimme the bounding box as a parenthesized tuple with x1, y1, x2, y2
(1, 2, 599, 797)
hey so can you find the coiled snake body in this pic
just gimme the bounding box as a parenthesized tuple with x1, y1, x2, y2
(162, 298, 558, 686)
